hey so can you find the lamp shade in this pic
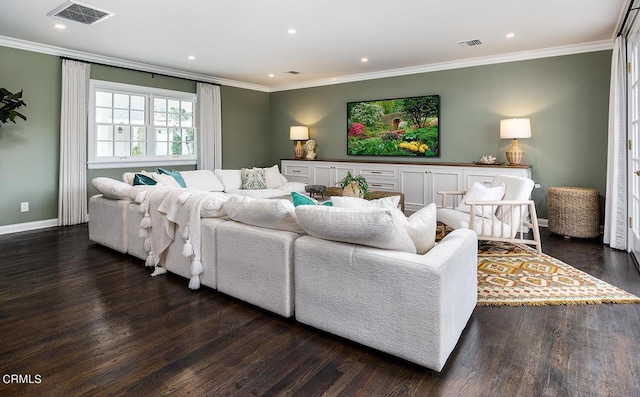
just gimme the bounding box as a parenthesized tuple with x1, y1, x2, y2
(290, 126, 309, 140)
(500, 118, 531, 139)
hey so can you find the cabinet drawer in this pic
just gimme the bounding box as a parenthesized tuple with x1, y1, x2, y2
(283, 164, 310, 178)
(367, 180, 398, 192)
(359, 166, 398, 179)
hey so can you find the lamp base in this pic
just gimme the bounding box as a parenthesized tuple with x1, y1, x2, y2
(505, 138, 524, 165)
(293, 140, 305, 159)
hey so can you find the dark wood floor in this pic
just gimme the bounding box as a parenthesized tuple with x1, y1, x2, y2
(0, 225, 639, 397)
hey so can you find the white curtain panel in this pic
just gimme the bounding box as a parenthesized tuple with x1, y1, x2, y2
(604, 36, 627, 250)
(58, 60, 90, 226)
(196, 83, 222, 171)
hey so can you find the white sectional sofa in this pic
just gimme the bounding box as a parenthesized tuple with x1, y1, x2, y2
(88, 166, 478, 371)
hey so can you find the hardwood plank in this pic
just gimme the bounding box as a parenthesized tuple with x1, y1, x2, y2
(0, 225, 639, 396)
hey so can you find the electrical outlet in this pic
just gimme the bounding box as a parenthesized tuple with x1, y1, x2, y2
(534, 184, 541, 188)
(20, 202, 29, 212)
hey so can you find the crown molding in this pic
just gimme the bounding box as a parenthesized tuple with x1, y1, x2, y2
(268, 40, 614, 92)
(0, 35, 270, 92)
(0, 35, 613, 94)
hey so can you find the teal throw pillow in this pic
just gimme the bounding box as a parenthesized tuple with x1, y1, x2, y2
(157, 168, 186, 188)
(291, 191, 332, 207)
(133, 173, 157, 186)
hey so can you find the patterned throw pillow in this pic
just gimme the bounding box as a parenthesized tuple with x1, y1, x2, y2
(241, 168, 267, 190)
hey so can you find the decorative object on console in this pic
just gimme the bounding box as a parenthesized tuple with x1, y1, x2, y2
(290, 125, 309, 159)
(480, 155, 497, 164)
(337, 171, 369, 198)
(304, 139, 317, 159)
(500, 117, 531, 165)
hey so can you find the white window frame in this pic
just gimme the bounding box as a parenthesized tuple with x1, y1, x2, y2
(88, 79, 198, 169)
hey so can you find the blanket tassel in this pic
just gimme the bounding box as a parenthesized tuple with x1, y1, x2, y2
(140, 213, 151, 229)
(188, 259, 203, 290)
(183, 240, 194, 257)
(145, 252, 155, 267)
(151, 266, 167, 277)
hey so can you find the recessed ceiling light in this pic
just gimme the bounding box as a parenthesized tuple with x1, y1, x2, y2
(288, 28, 296, 34)
(268, 74, 275, 78)
(188, 55, 195, 60)
(54, 23, 66, 29)
(506, 33, 515, 38)
(361, 58, 368, 63)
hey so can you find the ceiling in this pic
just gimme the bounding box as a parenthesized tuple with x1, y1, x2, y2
(0, 0, 630, 92)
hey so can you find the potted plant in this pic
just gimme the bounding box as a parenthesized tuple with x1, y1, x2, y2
(337, 171, 369, 198)
(0, 88, 27, 127)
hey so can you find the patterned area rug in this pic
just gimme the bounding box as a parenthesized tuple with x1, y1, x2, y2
(477, 241, 640, 306)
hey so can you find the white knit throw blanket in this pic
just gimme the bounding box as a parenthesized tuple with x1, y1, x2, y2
(139, 186, 175, 276)
(161, 189, 211, 289)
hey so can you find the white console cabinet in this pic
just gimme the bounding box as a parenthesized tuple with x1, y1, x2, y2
(281, 160, 531, 213)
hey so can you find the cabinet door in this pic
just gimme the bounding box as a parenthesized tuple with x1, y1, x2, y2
(312, 164, 333, 186)
(428, 167, 462, 208)
(399, 167, 428, 212)
(360, 165, 399, 192)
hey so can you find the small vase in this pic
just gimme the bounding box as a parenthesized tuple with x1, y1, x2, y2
(342, 181, 362, 198)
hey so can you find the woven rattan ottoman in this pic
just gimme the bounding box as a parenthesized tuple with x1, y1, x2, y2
(547, 187, 600, 238)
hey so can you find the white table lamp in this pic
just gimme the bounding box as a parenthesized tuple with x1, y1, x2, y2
(500, 118, 531, 165)
(290, 126, 309, 159)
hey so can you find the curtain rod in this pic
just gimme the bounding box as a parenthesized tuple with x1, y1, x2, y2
(618, 1, 639, 37)
(59, 56, 221, 87)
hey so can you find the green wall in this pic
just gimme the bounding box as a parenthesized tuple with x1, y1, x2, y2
(0, 46, 61, 226)
(0, 44, 613, 227)
(0, 46, 270, 226)
(269, 51, 612, 218)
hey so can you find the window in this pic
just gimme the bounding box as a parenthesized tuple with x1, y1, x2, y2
(88, 80, 197, 169)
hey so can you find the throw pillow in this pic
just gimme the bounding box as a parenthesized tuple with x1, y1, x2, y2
(397, 203, 437, 254)
(92, 177, 132, 200)
(241, 168, 267, 190)
(455, 182, 506, 219)
(264, 165, 287, 189)
(224, 196, 304, 233)
(291, 191, 333, 207)
(179, 170, 225, 192)
(133, 173, 157, 186)
(294, 206, 417, 253)
(153, 173, 182, 188)
(157, 168, 186, 188)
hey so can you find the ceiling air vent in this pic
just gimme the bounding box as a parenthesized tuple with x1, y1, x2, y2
(284, 71, 301, 75)
(48, 1, 114, 25)
(458, 39, 483, 48)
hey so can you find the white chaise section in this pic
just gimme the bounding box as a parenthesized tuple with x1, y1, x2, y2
(89, 195, 129, 253)
(216, 221, 299, 317)
(293, 228, 478, 371)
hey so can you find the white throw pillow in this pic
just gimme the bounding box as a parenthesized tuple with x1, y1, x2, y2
(264, 165, 287, 189)
(154, 173, 182, 188)
(92, 177, 132, 200)
(214, 169, 243, 191)
(456, 182, 506, 219)
(295, 206, 416, 253)
(396, 204, 437, 255)
(180, 170, 225, 192)
(224, 196, 303, 233)
(331, 195, 401, 210)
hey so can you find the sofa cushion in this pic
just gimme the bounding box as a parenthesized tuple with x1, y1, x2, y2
(157, 168, 186, 188)
(180, 170, 225, 192)
(224, 196, 304, 233)
(455, 182, 506, 219)
(241, 168, 267, 190)
(215, 169, 242, 191)
(294, 206, 416, 253)
(92, 177, 132, 200)
(331, 195, 400, 210)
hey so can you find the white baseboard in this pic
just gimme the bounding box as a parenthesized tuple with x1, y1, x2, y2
(0, 219, 59, 235)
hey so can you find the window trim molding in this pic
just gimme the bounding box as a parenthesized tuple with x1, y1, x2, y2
(87, 79, 197, 169)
